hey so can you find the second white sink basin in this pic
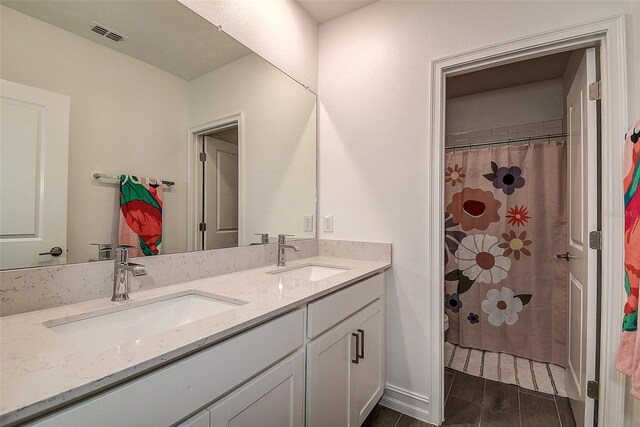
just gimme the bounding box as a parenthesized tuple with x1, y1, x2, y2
(46, 292, 245, 353)
(270, 265, 349, 281)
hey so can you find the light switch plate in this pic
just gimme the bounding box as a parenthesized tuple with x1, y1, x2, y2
(322, 215, 333, 232)
(303, 215, 314, 232)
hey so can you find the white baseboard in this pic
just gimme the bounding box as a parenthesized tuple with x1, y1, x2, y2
(378, 384, 431, 423)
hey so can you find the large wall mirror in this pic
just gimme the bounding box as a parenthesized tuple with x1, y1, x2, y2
(0, 0, 317, 270)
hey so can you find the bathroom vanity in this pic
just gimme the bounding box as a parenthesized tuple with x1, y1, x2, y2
(0, 256, 389, 426)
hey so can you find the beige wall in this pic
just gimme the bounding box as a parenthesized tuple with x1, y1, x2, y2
(446, 78, 564, 135)
(189, 54, 316, 245)
(0, 6, 190, 263)
(317, 1, 633, 423)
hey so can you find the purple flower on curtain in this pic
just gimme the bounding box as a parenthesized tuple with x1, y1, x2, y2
(445, 293, 463, 313)
(467, 313, 480, 324)
(483, 161, 526, 195)
(444, 213, 467, 265)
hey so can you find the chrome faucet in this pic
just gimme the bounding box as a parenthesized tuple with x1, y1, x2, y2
(277, 234, 300, 267)
(112, 245, 147, 302)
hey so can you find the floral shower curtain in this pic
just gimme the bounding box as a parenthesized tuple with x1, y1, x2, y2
(444, 141, 568, 366)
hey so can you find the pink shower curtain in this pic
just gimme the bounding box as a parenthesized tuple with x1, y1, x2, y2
(444, 141, 568, 366)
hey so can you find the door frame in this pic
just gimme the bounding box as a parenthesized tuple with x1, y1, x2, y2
(427, 15, 628, 426)
(187, 113, 244, 251)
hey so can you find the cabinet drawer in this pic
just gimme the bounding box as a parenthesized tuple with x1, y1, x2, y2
(307, 273, 383, 339)
(28, 309, 304, 427)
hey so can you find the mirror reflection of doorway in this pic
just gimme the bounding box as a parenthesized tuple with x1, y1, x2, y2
(198, 124, 239, 250)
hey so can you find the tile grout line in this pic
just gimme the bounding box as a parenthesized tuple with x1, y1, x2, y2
(518, 387, 522, 427)
(554, 394, 563, 427)
(478, 377, 486, 427)
(392, 413, 402, 427)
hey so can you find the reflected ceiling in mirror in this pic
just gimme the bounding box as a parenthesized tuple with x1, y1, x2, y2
(0, 0, 317, 270)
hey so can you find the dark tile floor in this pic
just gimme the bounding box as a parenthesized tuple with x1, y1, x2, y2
(362, 368, 577, 427)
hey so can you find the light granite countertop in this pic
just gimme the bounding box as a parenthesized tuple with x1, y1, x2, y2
(0, 256, 390, 425)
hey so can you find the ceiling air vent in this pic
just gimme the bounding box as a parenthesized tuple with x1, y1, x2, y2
(90, 24, 109, 36)
(105, 32, 125, 43)
(88, 22, 127, 43)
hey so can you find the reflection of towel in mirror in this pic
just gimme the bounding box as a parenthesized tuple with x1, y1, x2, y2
(616, 119, 640, 400)
(118, 175, 163, 257)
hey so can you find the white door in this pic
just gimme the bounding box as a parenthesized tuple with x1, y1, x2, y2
(352, 300, 385, 426)
(0, 79, 70, 269)
(203, 135, 238, 250)
(209, 351, 304, 427)
(564, 47, 598, 427)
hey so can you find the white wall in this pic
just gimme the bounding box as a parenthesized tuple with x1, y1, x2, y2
(317, 1, 632, 422)
(631, 0, 640, 121)
(179, 0, 319, 93)
(189, 54, 317, 244)
(446, 78, 564, 135)
(0, 6, 190, 263)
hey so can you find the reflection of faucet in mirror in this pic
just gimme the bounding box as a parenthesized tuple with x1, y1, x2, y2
(112, 245, 147, 302)
(277, 234, 300, 267)
(90, 243, 113, 262)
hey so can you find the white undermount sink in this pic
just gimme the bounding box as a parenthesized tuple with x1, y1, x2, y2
(270, 264, 350, 281)
(46, 292, 245, 353)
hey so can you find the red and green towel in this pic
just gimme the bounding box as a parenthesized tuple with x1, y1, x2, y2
(118, 175, 163, 257)
(617, 119, 640, 399)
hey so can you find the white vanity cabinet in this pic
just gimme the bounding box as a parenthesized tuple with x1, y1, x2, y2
(24, 272, 386, 427)
(28, 309, 305, 427)
(305, 274, 385, 427)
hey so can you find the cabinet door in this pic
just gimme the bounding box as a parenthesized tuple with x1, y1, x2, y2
(352, 299, 385, 426)
(209, 351, 304, 427)
(306, 317, 357, 427)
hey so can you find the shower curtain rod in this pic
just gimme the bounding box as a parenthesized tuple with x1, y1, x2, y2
(445, 132, 567, 151)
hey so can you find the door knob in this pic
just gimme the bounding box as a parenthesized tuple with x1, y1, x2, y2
(556, 252, 576, 261)
(39, 247, 63, 257)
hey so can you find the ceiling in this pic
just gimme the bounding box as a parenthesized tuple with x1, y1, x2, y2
(446, 51, 573, 99)
(296, 0, 378, 23)
(1, 0, 252, 81)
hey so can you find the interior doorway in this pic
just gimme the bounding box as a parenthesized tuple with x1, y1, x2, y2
(427, 16, 627, 427)
(440, 47, 601, 427)
(196, 123, 239, 250)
